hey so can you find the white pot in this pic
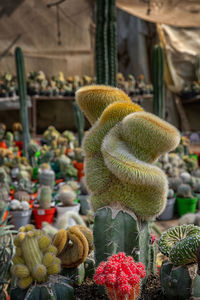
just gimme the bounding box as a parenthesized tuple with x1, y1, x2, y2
(56, 203, 80, 226)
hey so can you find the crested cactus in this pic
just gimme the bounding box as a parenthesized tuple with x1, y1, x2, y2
(153, 44, 165, 119)
(76, 85, 180, 272)
(38, 186, 52, 209)
(53, 225, 93, 268)
(15, 47, 30, 157)
(158, 225, 200, 299)
(73, 101, 85, 147)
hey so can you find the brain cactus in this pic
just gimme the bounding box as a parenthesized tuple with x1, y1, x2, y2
(12, 224, 60, 289)
(158, 224, 200, 265)
(76, 85, 180, 220)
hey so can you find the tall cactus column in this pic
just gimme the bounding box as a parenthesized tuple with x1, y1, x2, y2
(15, 47, 30, 158)
(153, 44, 165, 119)
(95, 0, 117, 86)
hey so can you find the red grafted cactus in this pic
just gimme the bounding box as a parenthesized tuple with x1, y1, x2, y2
(94, 252, 145, 300)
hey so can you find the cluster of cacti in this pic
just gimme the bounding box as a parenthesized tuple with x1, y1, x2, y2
(10, 199, 29, 211)
(12, 224, 61, 289)
(152, 44, 165, 119)
(53, 225, 93, 268)
(158, 224, 200, 299)
(38, 186, 52, 209)
(95, 0, 117, 86)
(76, 85, 180, 275)
(15, 47, 30, 158)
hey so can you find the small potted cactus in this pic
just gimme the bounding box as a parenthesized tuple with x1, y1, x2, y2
(158, 224, 200, 299)
(32, 186, 56, 229)
(176, 183, 198, 216)
(193, 181, 200, 209)
(38, 163, 55, 189)
(56, 184, 80, 226)
(9, 199, 32, 230)
(157, 189, 176, 220)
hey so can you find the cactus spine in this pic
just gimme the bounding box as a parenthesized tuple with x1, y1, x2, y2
(153, 44, 165, 119)
(15, 47, 30, 158)
(73, 101, 85, 147)
(95, 0, 117, 86)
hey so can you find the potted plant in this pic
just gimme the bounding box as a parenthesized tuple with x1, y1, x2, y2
(32, 185, 56, 229)
(158, 224, 200, 299)
(9, 199, 32, 230)
(176, 183, 198, 216)
(56, 184, 80, 226)
(157, 189, 176, 220)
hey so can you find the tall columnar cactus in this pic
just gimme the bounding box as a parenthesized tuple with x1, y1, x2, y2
(195, 53, 200, 82)
(158, 225, 200, 299)
(95, 0, 117, 86)
(73, 101, 85, 147)
(153, 44, 165, 119)
(76, 85, 180, 271)
(39, 186, 52, 209)
(15, 47, 30, 158)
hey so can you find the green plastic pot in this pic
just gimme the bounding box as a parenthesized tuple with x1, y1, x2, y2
(176, 196, 198, 216)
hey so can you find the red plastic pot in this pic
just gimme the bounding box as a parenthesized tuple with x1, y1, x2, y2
(73, 161, 84, 182)
(15, 141, 23, 150)
(0, 141, 7, 148)
(32, 207, 56, 229)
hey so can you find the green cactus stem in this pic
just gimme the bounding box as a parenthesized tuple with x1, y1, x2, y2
(195, 53, 200, 82)
(15, 47, 30, 157)
(10, 276, 74, 300)
(153, 44, 165, 119)
(93, 206, 150, 272)
(39, 186, 52, 209)
(160, 260, 200, 300)
(95, 0, 117, 86)
(73, 101, 85, 147)
(38, 169, 55, 189)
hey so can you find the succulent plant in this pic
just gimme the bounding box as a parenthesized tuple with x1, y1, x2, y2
(58, 184, 76, 206)
(159, 224, 200, 299)
(10, 200, 30, 211)
(5, 131, 14, 148)
(38, 168, 55, 189)
(167, 189, 174, 199)
(53, 225, 93, 268)
(177, 184, 193, 198)
(38, 186, 52, 209)
(14, 191, 30, 202)
(11, 225, 61, 289)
